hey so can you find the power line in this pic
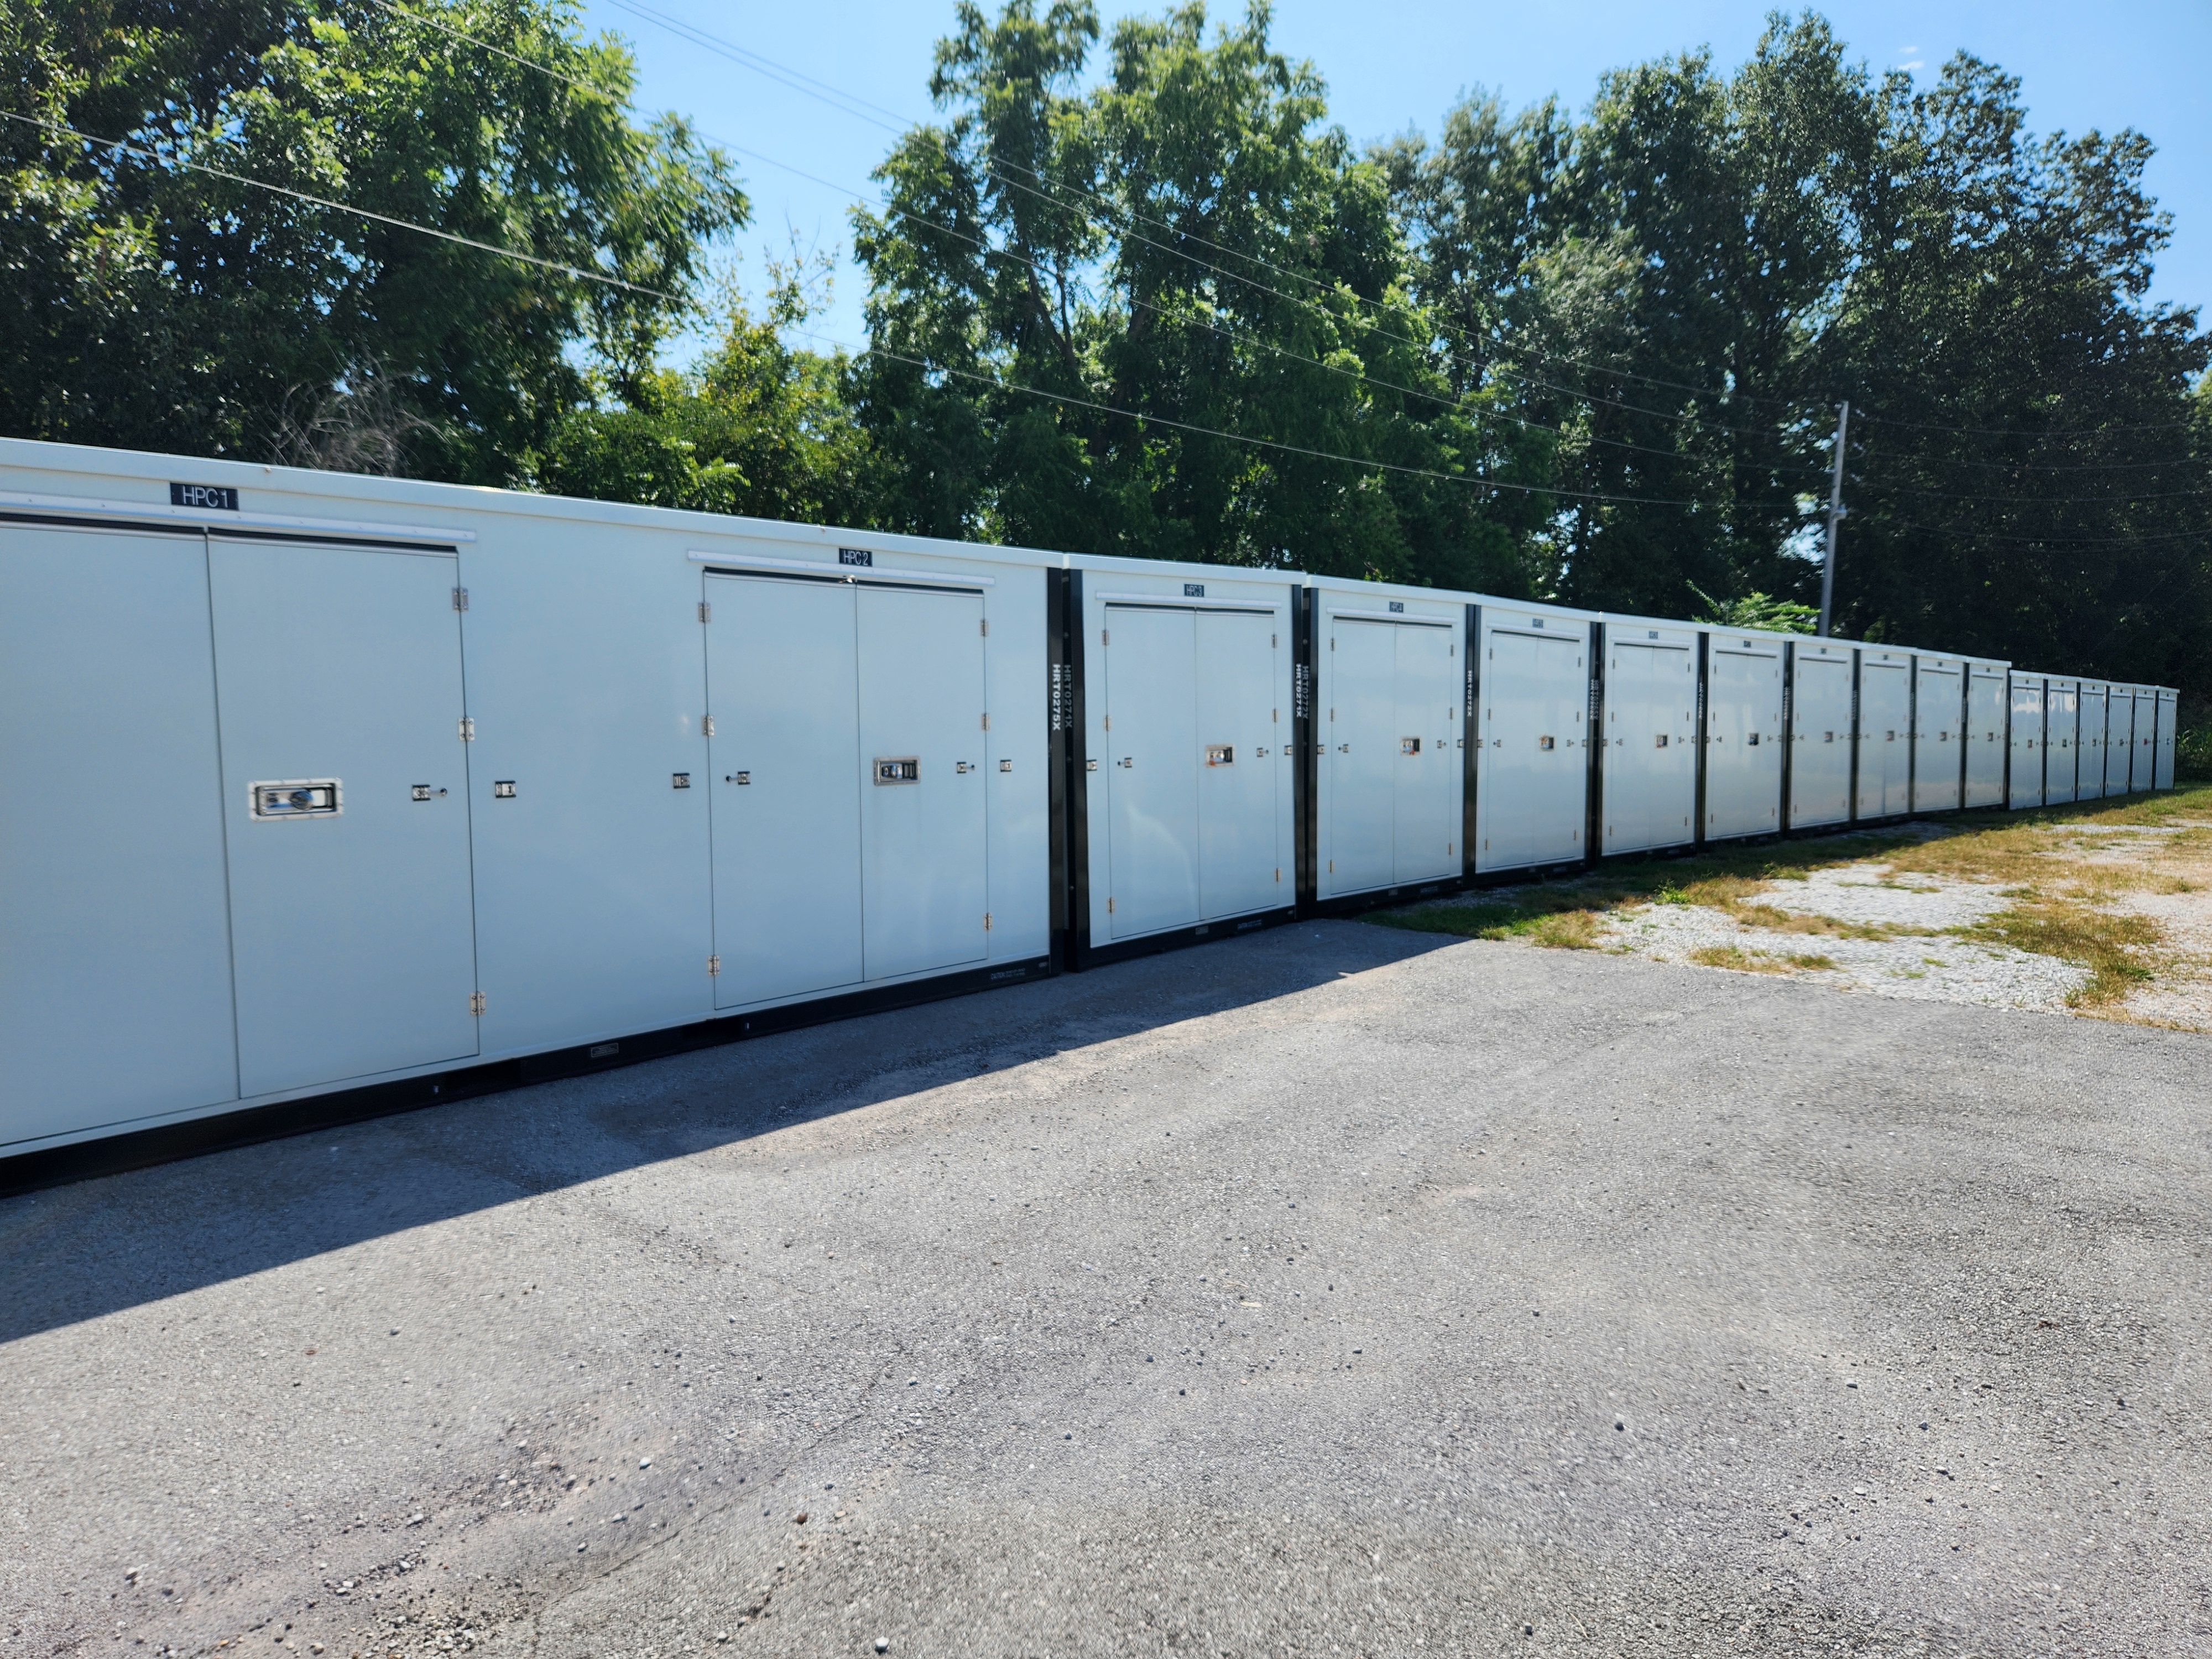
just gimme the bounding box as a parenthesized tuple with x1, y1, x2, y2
(0, 101, 1702, 513)
(372, 0, 1833, 478)
(804, 327, 1717, 508)
(0, 108, 684, 301)
(593, 0, 1826, 447)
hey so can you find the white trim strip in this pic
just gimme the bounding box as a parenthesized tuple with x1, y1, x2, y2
(1094, 591, 1282, 612)
(0, 489, 475, 542)
(1327, 608, 1455, 626)
(688, 549, 993, 586)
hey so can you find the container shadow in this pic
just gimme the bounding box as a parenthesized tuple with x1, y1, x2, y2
(0, 919, 1456, 1345)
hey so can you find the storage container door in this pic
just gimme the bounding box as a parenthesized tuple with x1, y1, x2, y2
(1603, 642, 1694, 853)
(1393, 623, 1460, 883)
(1788, 656, 1852, 827)
(2133, 693, 2157, 792)
(1857, 662, 1910, 818)
(1103, 607, 1199, 939)
(1912, 664, 1962, 812)
(2047, 688, 2079, 804)
(2157, 695, 2177, 789)
(211, 541, 478, 1098)
(1478, 629, 1586, 871)
(1326, 619, 1395, 895)
(2, 527, 239, 1145)
(706, 575, 863, 1009)
(2007, 679, 2044, 809)
(1705, 646, 1782, 839)
(1974, 672, 2007, 802)
(1195, 608, 1281, 919)
(858, 585, 988, 979)
(2103, 693, 2130, 797)
(2078, 688, 2106, 801)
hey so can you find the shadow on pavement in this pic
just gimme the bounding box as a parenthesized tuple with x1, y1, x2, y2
(0, 920, 1455, 1345)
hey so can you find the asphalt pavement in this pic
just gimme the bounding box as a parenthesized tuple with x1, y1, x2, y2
(4, 921, 2208, 1658)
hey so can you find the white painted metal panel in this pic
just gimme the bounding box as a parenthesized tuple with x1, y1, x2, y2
(1394, 622, 1461, 882)
(1702, 635, 1784, 841)
(1, 526, 239, 1146)
(1855, 651, 1912, 819)
(2078, 682, 2109, 801)
(1911, 656, 1964, 813)
(1964, 663, 2007, 807)
(210, 540, 479, 1098)
(2044, 679, 2081, 804)
(1325, 618, 1396, 895)
(2131, 689, 2158, 793)
(2007, 674, 2046, 809)
(1477, 615, 1588, 871)
(1196, 609, 1285, 918)
(858, 586, 989, 978)
(467, 529, 713, 1051)
(2102, 685, 2132, 797)
(2156, 690, 2178, 790)
(1787, 645, 1853, 828)
(1600, 625, 1698, 854)
(706, 575, 863, 1008)
(1103, 606, 1200, 940)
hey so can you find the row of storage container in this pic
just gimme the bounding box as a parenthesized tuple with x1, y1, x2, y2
(0, 436, 2181, 1167)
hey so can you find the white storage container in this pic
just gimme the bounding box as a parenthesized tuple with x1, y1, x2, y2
(1855, 648, 1913, 820)
(2155, 688, 2179, 790)
(1786, 640, 1855, 828)
(1700, 630, 1787, 840)
(1067, 557, 1299, 961)
(1910, 654, 1965, 813)
(1475, 602, 1598, 872)
(2007, 673, 2047, 809)
(2044, 678, 2082, 804)
(1, 436, 1059, 1160)
(1597, 615, 1700, 855)
(1307, 577, 1468, 904)
(1963, 659, 2008, 807)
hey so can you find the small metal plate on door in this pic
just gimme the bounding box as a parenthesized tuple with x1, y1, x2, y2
(1538, 735, 1556, 751)
(875, 757, 920, 785)
(493, 780, 516, 799)
(1399, 737, 1420, 754)
(672, 772, 692, 789)
(251, 779, 340, 820)
(1655, 734, 1670, 748)
(1207, 744, 1234, 766)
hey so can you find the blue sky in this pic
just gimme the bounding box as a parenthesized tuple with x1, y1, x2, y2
(573, 0, 2211, 363)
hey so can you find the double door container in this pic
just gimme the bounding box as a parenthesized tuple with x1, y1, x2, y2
(0, 436, 2182, 1166)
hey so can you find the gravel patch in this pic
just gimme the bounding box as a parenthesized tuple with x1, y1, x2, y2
(1600, 900, 2091, 1009)
(1757, 861, 2018, 930)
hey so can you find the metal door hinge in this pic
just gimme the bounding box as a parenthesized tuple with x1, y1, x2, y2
(458, 716, 476, 742)
(983, 911, 993, 931)
(703, 715, 716, 737)
(699, 601, 711, 623)
(468, 992, 486, 1016)
(1107, 896, 1116, 914)
(980, 618, 989, 637)
(1102, 629, 1110, 647)
(981, 712, 990, 731)
(452, 586, 469, 612)
(707, 954, 721, 977)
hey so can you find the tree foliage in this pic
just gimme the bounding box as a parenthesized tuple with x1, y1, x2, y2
(3, 0, 2206, 697)
(0, 0, 746, 479)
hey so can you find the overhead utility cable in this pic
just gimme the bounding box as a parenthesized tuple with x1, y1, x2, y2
(0, 108, 680, 301)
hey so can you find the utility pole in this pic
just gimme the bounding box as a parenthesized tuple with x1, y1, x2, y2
(1818, 399, 1850, 638)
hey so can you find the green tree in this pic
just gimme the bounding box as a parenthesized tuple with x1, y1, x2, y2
(530, 247, 882, 525)
(851, 0, 1551, 587)
(0, 0, 747, 478)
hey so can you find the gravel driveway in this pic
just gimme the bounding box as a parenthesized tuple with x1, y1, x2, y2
(4, 924, 2208, 1657)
